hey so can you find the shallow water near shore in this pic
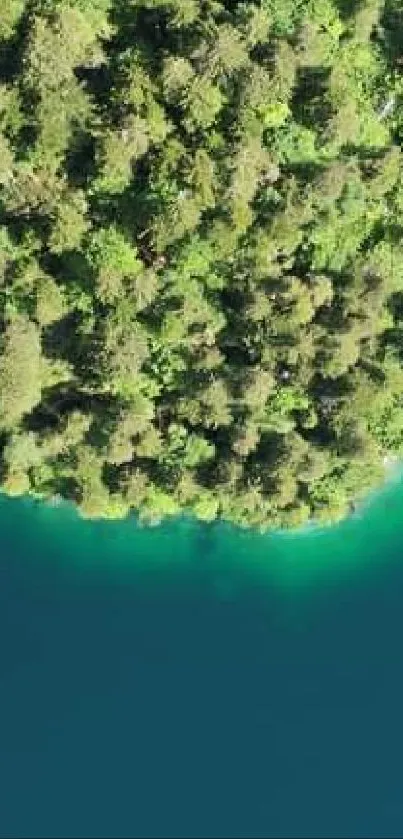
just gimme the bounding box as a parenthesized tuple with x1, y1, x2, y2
(1, 478, 403, 837)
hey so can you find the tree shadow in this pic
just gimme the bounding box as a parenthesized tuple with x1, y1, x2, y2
(42, 311, 86, 366)
(41, 250, 94, 297)
(292, 67, 332, 134)
(107, 0, 169, 64)
(64, 125, 97, 189)
(0, 2, 33, 85)
(380, 0, 403, 65)
(107, 0, 195, 59)
(333, 0, 365, 19)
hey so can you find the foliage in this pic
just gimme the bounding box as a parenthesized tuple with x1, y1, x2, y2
(0, 0, 403, 529)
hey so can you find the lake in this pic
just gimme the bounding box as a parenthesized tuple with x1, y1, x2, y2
(1, 475, 403, 838)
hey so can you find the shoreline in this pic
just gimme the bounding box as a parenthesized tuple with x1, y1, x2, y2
(1, 454, 403, 540)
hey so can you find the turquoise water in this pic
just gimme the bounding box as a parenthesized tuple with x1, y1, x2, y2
(2, 476, 403, 837)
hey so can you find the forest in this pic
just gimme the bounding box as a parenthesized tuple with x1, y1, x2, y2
(1, 0, 403, 530)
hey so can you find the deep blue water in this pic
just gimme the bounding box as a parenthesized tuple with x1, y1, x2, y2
(1, 486, 403, 838)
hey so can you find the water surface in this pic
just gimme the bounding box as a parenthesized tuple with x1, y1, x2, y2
(1, 479, 403, 837)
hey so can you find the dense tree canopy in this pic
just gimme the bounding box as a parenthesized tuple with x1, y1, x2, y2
(1, 0, 403, 529)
